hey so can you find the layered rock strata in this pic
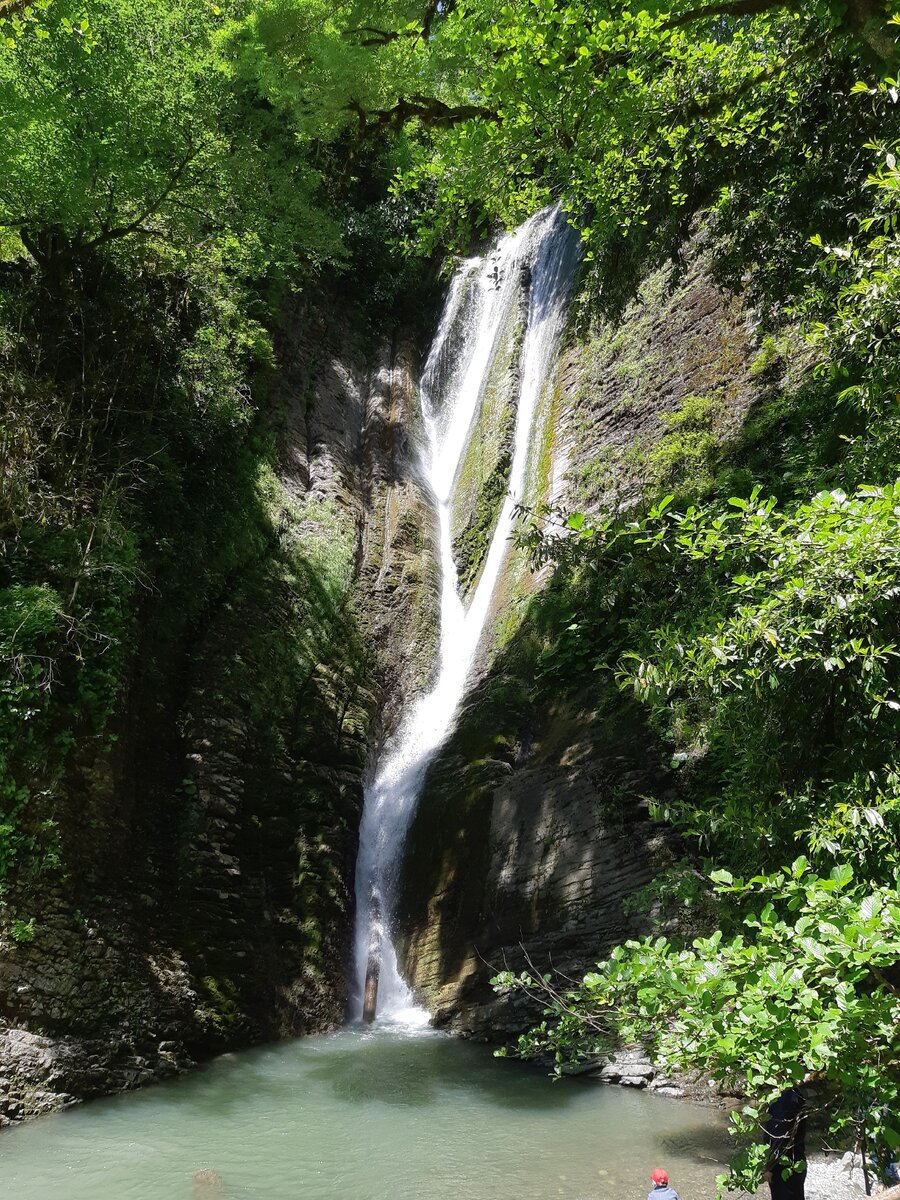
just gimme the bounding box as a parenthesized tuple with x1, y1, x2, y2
(396, 235, 782, 1037)
(0, 300, 437, 1123)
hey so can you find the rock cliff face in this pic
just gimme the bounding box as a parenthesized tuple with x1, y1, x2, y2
(0, 296, 437, 1123)
(396, 695, 674, 1036)
(451, 265, 529, 596)
(0, 227, 783, 1119)
(395, 235, 774, 1040)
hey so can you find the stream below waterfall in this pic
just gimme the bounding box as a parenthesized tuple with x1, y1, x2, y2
(0, 1026, 730, 1199)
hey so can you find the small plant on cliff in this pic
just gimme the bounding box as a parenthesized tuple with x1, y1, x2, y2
(648, 394, 725, 493)
(10, 917, 36, 943)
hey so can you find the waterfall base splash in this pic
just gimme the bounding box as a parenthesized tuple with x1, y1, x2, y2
(362, 948, 381, 1025)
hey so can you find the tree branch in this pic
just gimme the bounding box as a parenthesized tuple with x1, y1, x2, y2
(511, 944, 613, 1038)
(871, 966, 900, 997)
(422, 0, 452, 39)
(85, 145, 198, 248)
(659, 0, 792, 34)
(345, 0, 454, 46)
(347, 94, 497, 137)
(0, 0, 35, 18)
(677, 31, 829, 123)
(660, 0, 897, 60)
(344, 25, 403, 47)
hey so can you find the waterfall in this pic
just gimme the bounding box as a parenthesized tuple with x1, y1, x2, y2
(351, 206, 580, 1023)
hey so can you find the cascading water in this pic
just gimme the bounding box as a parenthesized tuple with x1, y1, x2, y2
(352, 206, 580, 1023)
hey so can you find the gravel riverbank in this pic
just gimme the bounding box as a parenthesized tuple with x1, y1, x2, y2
(805, 1157, 867, 1200)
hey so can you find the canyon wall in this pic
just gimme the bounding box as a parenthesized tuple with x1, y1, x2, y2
(0, 226, 791, 1121)
(0, 296, 437, 1123)
(395, 234, 783, 1039)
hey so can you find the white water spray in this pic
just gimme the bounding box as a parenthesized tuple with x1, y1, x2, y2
(352, 207, 579, 1023)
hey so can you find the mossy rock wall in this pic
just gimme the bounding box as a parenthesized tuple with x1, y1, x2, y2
(0, 290, 438, 1122)
(559, 230, 765, 512)
(451, 265, 529, 596)
(395, 233, 787, 1037)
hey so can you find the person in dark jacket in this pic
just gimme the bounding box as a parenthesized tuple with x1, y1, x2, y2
(648, 1167, 680, 1200)
(763, 1086, 807, 1200)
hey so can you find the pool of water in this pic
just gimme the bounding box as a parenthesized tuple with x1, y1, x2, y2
(0, 1024, 731, 1200)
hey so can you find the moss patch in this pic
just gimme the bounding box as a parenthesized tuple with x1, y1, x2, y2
(451, 291, 526, 593)
(562, 234, 765, 513)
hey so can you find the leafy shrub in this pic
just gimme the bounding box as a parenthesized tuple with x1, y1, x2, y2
(648, 394, 724, 491)
(496, 861, 900, 1192)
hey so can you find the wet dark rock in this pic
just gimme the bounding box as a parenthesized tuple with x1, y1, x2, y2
(0, 293, 437, 1123)
(396, 233, 772, 1043)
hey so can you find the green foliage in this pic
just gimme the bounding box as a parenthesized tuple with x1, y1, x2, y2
(454, 453, 512, 592)
(10, 916, 36, 943)
(0, 499, 137, 890)
(383, 0, 898, 314)
(514, 124, 900, 882)
(626, 484, 900, 701)
(0, 0, 344, 277)
(801, 151, 900, 475)
(0, 0, 425, 913)
(648, 394, 724, 492)
(496, 117, 900, 1179)
(576, 477, 900, 882)
(621, 860, 723, 937)
(495, 862, 900, 1192)
(199, 974, 244, 1040)
(0, 584, 63, 818)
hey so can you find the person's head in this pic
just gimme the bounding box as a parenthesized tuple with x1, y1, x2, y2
(651, 1169, 669, 1188)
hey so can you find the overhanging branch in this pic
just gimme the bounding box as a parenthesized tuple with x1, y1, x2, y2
(660, 0, 897, 60)
(659, 0, 792, 33)
(0, 0, 35, 17)
(344, 24, 404, 47)
(85, 145, 198, 248)
(344, 0, 453, 47)
(347, 94, 497, 137)
(677, 31, 830, 122)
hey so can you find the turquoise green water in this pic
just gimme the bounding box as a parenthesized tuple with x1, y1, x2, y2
(0, 1026, 730, 1200)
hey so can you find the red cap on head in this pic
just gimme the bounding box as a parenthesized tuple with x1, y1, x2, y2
(652, 1170, 669, 1185)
